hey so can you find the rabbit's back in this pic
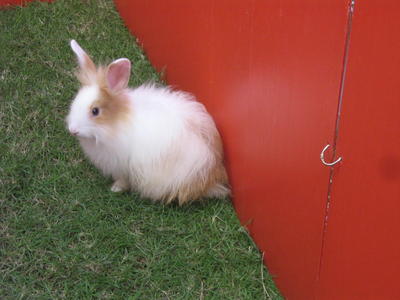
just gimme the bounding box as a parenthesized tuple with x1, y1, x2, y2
(126, 84, 228, 203)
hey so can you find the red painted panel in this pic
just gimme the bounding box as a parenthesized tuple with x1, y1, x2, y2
(0, 0, 50, 7)
(0, 0, 24, 5)
(114, 1, 349, 299)
(318, 1, 400, 299)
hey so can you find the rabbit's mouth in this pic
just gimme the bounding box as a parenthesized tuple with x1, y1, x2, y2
(68, 128, 94, 140)
(69, 128, 80, 136)
(67, 121, 95, 138)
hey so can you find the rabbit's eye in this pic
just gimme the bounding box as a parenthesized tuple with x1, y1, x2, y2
(92, 107, 100, 116)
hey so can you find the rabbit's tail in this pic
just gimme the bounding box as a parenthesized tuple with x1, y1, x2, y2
(205, 183, 231, 199)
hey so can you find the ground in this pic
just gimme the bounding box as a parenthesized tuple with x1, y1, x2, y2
(0, 0, 282, 299)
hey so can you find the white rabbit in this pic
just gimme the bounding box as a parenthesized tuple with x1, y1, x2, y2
(66, 40, 229, 205)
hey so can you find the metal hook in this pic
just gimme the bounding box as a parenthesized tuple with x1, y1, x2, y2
(320, 144, 342, 166)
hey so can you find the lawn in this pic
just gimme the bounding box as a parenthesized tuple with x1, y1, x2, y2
(0, 0, 282, 299)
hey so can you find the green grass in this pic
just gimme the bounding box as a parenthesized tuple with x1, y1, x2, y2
(0, 1, 282, 299)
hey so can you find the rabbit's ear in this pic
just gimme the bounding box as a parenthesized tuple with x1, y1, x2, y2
(106, 58, 131, 92)
(70, 40, 95, 72)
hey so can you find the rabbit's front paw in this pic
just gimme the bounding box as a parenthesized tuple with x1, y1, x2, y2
(111, 179, 129, 193)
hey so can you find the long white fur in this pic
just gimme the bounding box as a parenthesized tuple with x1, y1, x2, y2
(67, 83, 228, 202)
(66, 40, 229, 203)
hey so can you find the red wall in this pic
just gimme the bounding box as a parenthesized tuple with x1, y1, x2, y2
(114, 1, 400, 299)
(114, 1, 349, 299)
(0, 0, 51, 7)
(317, 1, 400, 299)
(0, 0, 24, 5)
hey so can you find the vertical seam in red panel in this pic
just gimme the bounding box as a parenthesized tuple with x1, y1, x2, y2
(208, 0, 216, 97)
(317, 0, 356, 283)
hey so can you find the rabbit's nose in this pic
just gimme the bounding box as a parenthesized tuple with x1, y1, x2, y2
(69, 127, 79, 136)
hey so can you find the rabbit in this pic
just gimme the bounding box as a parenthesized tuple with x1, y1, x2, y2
(66, 40, 230, 205)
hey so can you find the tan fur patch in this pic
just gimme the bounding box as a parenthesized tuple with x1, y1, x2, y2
(76, 54, 97, 85)
(89, 86, 131, 127)
(173, 160, 228, 205)
(76, 63, 131, 129)
(168, 120, 229, 205)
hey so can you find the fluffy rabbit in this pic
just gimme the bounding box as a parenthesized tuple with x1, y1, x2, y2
(66, 40, 229, 205)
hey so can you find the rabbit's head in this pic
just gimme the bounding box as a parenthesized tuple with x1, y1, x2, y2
(66, 40, 131, 140)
